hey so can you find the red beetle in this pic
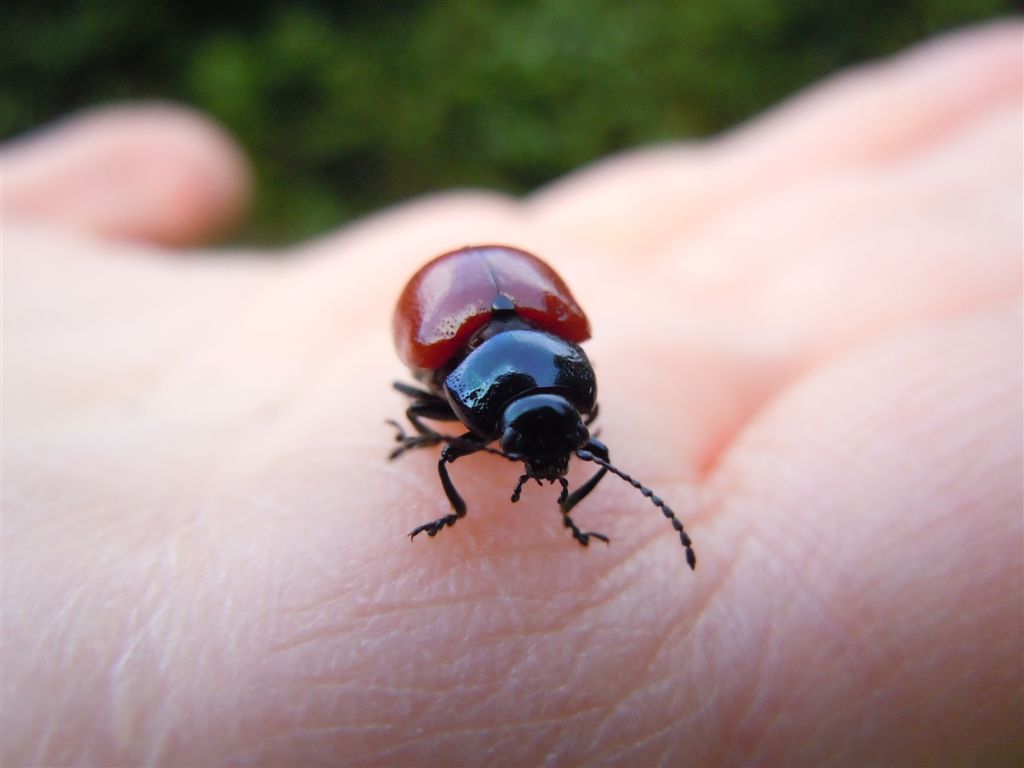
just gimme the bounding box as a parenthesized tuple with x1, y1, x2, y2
(389, 245, 695, 569)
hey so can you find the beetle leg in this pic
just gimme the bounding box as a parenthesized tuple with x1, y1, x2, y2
(556, 476, 569, 505)
(410, 433, 481, 540)
(559, 438, 611, 546)
(557, 476, 608, 545)
(387, 410, 445, 458)
(388, 386, 459, 459)
(510, 474, 530, 503)
(393, 381, 436, 400)
(392, 381, 457, 435)
(562, 438, 610, 512)
(560, 511, 610, 547)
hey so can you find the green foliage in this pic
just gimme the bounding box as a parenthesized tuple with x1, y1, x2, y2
(1, 0, 1015, 243)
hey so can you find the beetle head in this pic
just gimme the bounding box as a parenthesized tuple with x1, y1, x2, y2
(499, 393, 589, 480)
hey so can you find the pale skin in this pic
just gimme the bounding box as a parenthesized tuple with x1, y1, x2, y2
(2, 22, 1021, 767)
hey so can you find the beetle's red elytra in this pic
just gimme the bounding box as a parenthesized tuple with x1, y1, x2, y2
(388, 245, 696, 570)
(393, 245, 590, 372)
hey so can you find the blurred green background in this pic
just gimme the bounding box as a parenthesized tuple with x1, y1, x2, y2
(1, 0, 1015, 244)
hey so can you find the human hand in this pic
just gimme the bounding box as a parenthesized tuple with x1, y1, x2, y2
(3, 22, 1021, 766)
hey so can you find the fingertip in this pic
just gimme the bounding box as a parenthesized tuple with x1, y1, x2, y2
(2, 103, 252, 247)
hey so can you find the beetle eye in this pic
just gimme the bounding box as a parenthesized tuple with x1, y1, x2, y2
(576, 425, 590, 446)
(499, 427, 521, 457)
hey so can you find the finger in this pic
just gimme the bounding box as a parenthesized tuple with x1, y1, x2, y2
(529, 21, 1022, 258)
(1, 104, 251, 246)
(659, 99, 1022, 360)
(701, 302, 1022, 765)
(717, 19, 1023, 187)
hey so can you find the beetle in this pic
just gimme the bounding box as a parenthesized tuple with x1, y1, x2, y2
(388, 245, 696, 569)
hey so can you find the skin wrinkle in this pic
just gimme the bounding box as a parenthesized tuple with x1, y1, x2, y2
(855, 657, 968, 763)
(581, 526, 692, 594)
(722, 555, 828, 764)
(774, 606, 905, 765)
(45, 547, 170, 762)
(276, 684, 440, 729)
(711, 514, 865, 750)
(596, 690, 691, 767)
(264, 593, 524, 692)
(352, 707, 599, 767)
(9, 586, 85, 760)
(386, 703, 612, 742)
(713, 627, 769, 766)
(24, 719, 60, 768)
(377, 561, 557, 619)
(268, 591, 489, 652)
(694, 530, 788, 763)
(588, 529, 737, 759)
(475, 638, 602, 749)
(585, 625, 693, 754)
(114, 595, 183, 765)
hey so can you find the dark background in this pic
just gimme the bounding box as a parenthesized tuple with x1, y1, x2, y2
(1, 0, 1015, 244)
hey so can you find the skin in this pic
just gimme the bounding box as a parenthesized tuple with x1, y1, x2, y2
(2, 22, 1021, 767)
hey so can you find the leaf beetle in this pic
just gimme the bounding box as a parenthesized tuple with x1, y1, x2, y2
(388, 245, 696, 569)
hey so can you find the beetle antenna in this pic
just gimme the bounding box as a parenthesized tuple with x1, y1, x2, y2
(575, 449, 696, 570)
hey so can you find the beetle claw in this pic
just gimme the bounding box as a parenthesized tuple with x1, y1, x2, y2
(409, 513, 460, 540)
(388, 420, 446, 460)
